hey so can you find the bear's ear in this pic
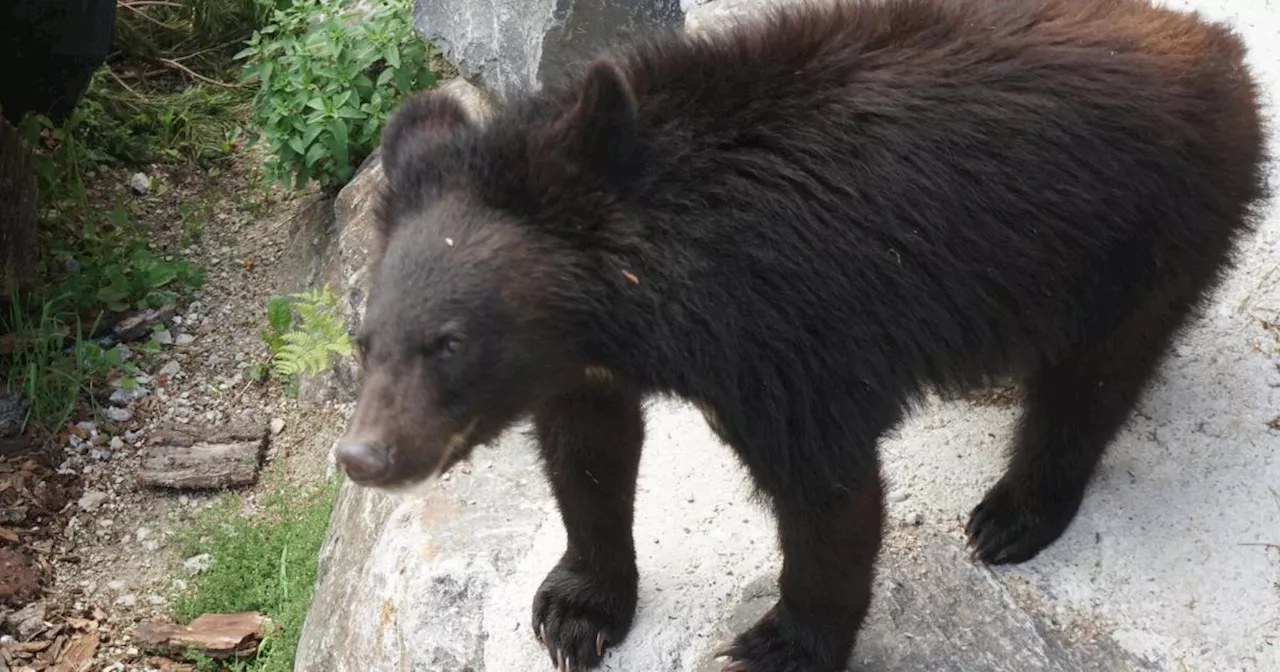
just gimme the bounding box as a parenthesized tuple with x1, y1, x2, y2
(379, 90, 473, 182)
(548, 60, 639, 184)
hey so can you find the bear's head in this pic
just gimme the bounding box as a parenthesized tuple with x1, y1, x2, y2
(335, 61, 641, 489)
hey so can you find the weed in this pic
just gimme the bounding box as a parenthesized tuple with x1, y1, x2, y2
(2, 294, 142, 432)
(172, 471, 341, 672)
(235, 0, 443, 191)
(252, 286, 353, 394)
(35, 207, 206, 315)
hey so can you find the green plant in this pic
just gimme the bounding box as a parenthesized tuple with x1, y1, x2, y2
(18, 107, 111, 212)
(235, 0, 442, 190)
(115, 0, 268, 77)
(36, 207, 206, 314)
(253, 286, 353, 388)
(172, 473, 340, 672)
(3, 295, 143, 432)
(91, 79, 255, 165)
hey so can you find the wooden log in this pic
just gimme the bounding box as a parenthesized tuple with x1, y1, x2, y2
(137, 423, 268, 490)
(0, 115, 38, 299)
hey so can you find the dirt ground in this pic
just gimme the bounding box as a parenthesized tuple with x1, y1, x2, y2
(0, 150, 349, 671)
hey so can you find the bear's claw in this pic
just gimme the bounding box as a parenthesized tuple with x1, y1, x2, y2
(531, 559, 637, 671)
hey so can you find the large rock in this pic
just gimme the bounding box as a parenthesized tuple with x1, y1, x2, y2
(413, 0, 686, 101)
(295, 1, 1280, 670)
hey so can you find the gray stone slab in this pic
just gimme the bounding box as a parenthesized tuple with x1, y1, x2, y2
(414, 0, 685, 101)
(689, 530, 1158, 672)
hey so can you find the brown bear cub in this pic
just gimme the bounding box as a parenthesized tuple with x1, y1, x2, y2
(335, 0, 1269, 669)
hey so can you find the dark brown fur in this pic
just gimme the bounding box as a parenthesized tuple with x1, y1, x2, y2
(337, 0, 1270, 669)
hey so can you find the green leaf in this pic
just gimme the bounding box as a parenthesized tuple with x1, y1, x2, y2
(383, 44, 401, 69)
(267, 296, 293, 333)
(146, 264, 178, 289)
(295, 163, 314, 190)
(97, 286, 128, 305)
(302, 124, 324, 147)
(394, 66, 412, 93)
(304, 141, 327, 167)
(328, 121, 349, 171)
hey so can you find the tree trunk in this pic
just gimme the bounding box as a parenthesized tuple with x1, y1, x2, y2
(0, 115, 38, 300)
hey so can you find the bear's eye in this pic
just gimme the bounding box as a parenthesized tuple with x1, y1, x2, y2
(438, 334, 464, 357)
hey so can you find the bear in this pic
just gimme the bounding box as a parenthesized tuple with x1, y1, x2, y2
(334, 0, 1270, 670)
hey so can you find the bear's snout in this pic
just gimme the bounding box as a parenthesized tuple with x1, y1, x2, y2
(335, 439, 394, 484)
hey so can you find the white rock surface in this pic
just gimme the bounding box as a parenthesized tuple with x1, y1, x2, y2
(296, 1, 1280, 670)
(414, 0, 685, 101)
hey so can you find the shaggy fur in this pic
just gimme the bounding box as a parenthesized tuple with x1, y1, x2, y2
(336, 0, 1270, 669)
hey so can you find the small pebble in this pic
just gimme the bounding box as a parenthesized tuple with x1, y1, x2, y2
(184, 553, 213, 575)
(103, 407, 133, 423)
(158, 360, 182, 378)
(78, 490, 109, 511)
(269, 418, 286, 435)
(128, 172, 150, 195)
(175, 333, 196, 346)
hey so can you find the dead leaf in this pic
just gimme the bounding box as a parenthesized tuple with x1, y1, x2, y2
(42, 624, 64, 642)
(145, 657, 195, 672)
(52, 632, 98, 671)
(6, 640, 51, 653)
(65, 618, 95, 631)
(0, 526, 18, 542)
(621, 269, 640, 284)
(136, 612, 274, 659)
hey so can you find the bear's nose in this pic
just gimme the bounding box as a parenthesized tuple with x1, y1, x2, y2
(335, 439, 392, 483)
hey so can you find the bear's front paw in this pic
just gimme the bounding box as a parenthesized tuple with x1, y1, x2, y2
(966, 476, 1082, 565)
(532, 558, 638, 671)
(716, 604, 848, 672)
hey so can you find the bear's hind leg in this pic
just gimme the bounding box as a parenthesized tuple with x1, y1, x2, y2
(531, 377, 645, 670)
(967, 287, 1201, 565)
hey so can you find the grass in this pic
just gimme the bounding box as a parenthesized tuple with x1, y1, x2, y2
(0, 193, 203, 435)
(1, 292, 148, 434)
(172, 471, 341, 672)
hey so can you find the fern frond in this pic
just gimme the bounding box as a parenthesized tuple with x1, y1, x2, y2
(268, 283, 353, 379)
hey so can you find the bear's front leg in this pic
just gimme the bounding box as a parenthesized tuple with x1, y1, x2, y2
(719, 475, 885, 672)
(530, 377, 645, 671)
